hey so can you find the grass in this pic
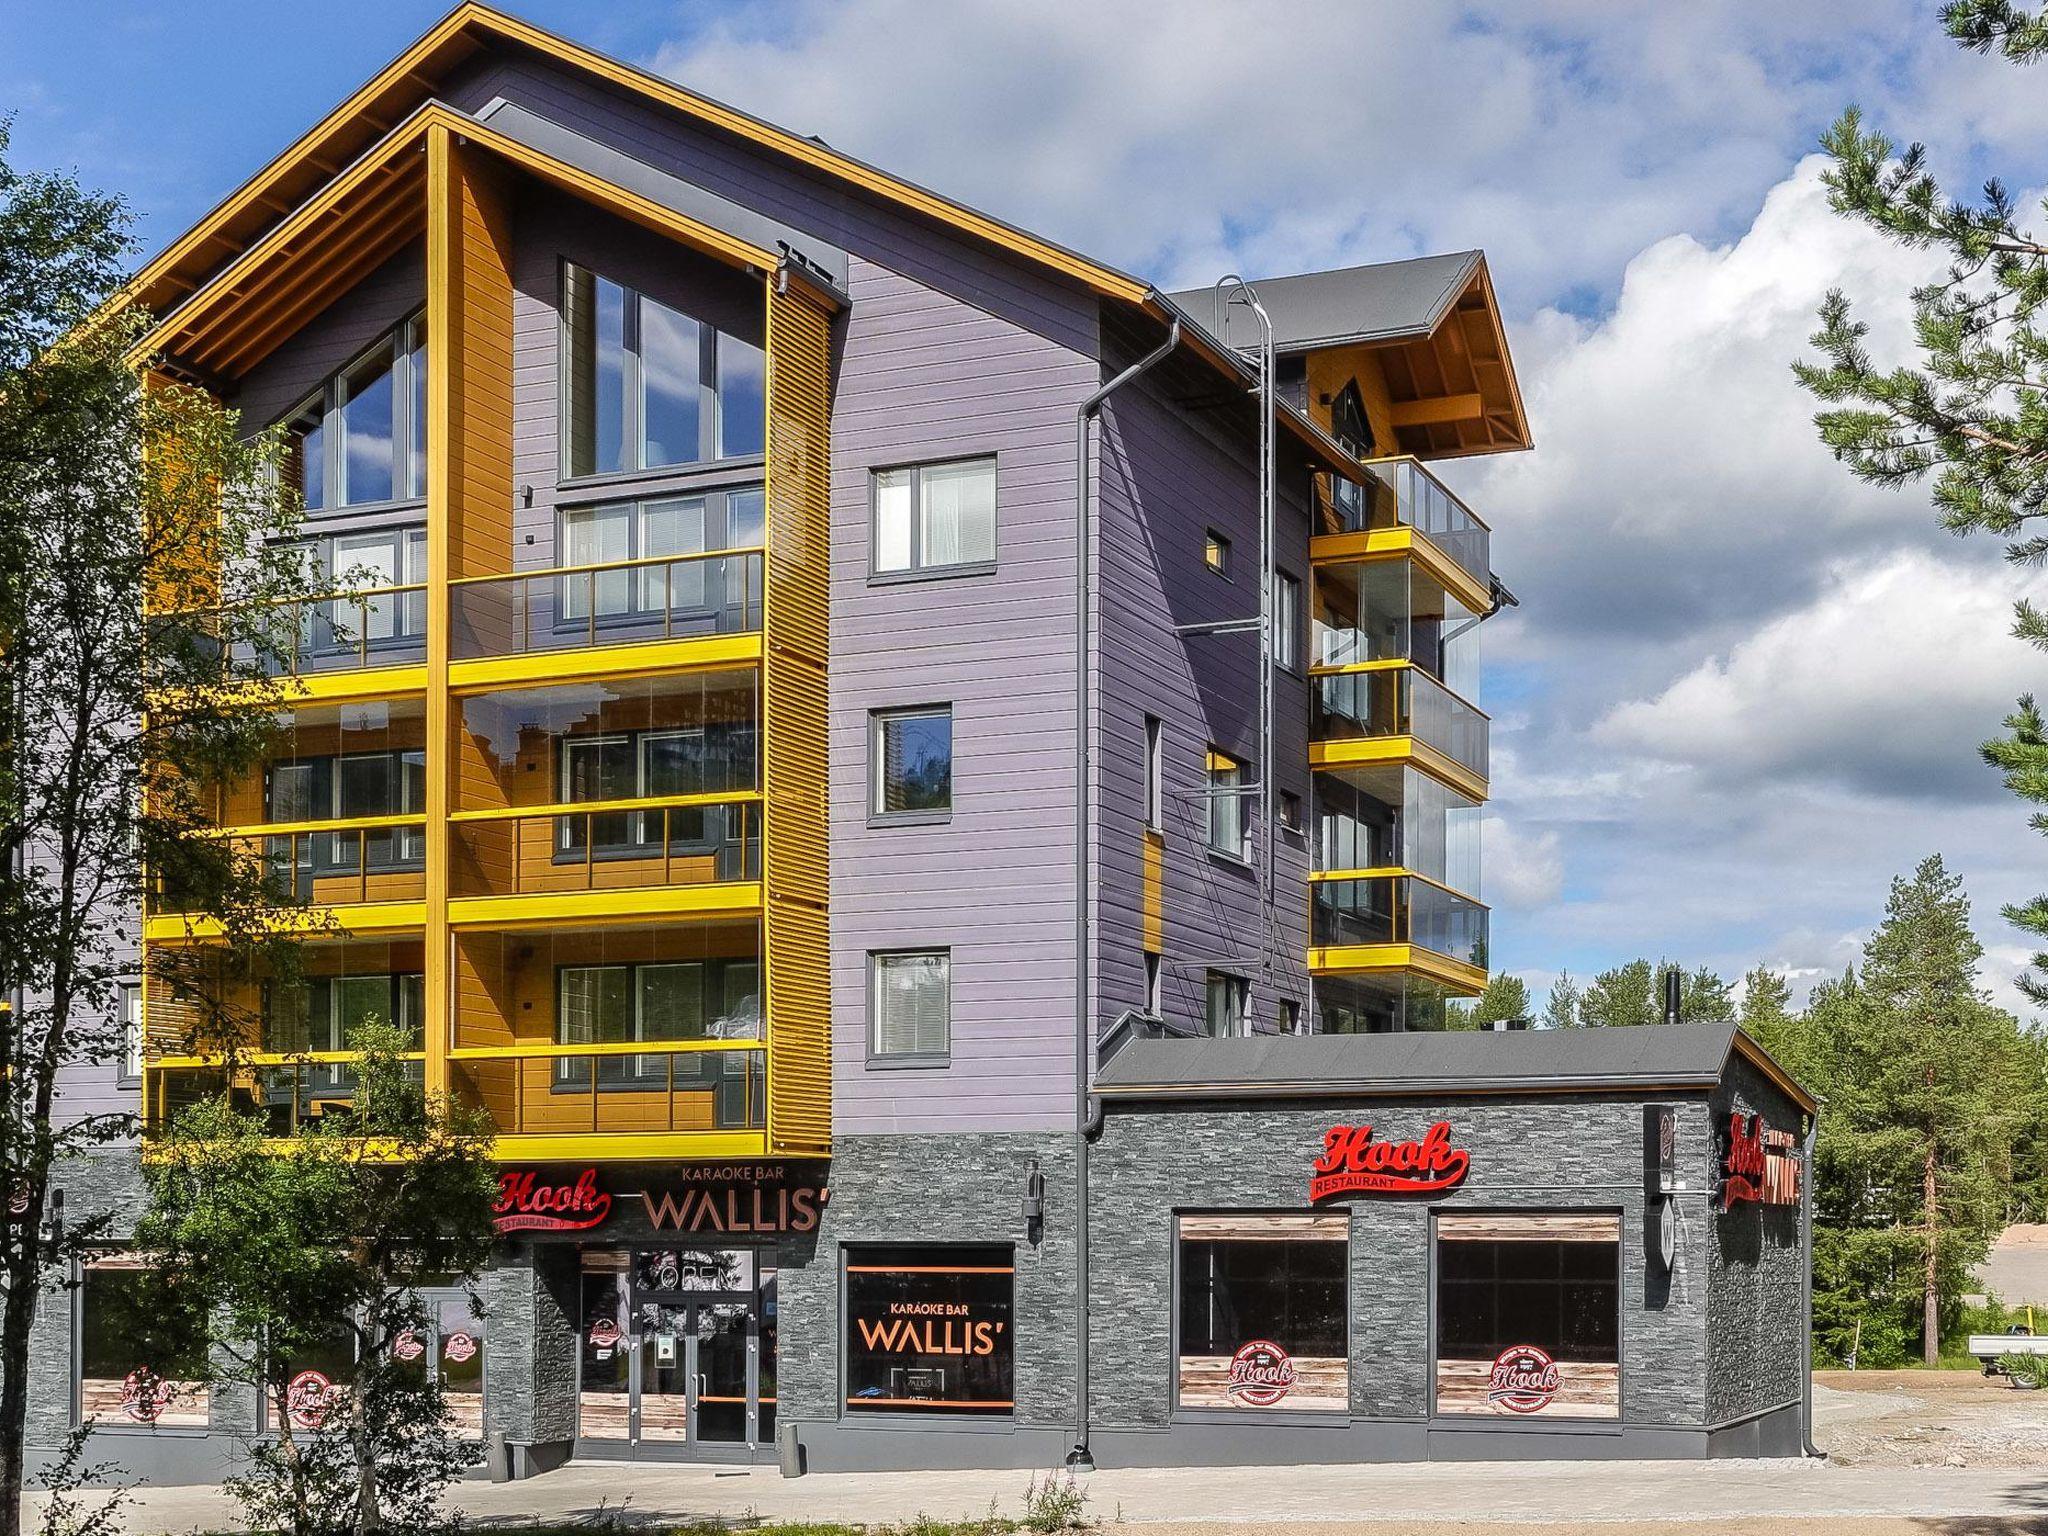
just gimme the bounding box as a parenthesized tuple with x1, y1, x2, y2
(507, 1471, 1095, 1536)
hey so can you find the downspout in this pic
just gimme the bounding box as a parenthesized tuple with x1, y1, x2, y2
(1070, 318, 1180, 1473)
(1802, 1100, 1826, 1459)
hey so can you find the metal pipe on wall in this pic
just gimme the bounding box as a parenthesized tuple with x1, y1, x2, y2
(1070, 317, 1180, 1472)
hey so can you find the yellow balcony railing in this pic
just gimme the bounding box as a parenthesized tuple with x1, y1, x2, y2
(1310, 662, 1488, 781)
(142, 1048, 428, 1135)
(1324, 457, 1490, 590)
(448, 793, 761, 899)
(450, 548, 764, 660)
(1309, 870, 1489, 970)
(156, 584, 430, 681)
(151, 816, 427, 913)
(447, 1040, 766, 1137)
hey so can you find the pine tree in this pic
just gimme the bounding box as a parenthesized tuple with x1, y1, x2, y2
(1541, 972, 1582, 1030)
(1575, 960, 1734, 1028)
(1795, 2, 2048, 999)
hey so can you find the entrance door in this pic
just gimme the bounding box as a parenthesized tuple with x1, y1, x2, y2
(579, 1247, 771, 1456)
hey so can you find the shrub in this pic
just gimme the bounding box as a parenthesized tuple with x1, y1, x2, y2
(1998, 1351, 2047, 1387)
(1021, 1471, 1089, 1533)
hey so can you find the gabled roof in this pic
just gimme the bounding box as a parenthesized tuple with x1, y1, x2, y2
(124, 1, 1150, 322)
(1167, 251, 1482, 354)
(1094, 1019, 1816, 1115)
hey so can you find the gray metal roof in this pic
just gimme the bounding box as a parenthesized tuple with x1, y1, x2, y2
(1093, 1019, 1750, 1100)
(1165, 251, 1482, 355)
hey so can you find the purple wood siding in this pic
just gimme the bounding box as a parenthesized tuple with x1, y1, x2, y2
(233, 241, 426, 439)
(1094, 345, 1315, 1048)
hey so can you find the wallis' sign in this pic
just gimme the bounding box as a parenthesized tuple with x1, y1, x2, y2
(1309, 1122, 1471, 1201)
(1716, 1113, 1801, 1212)
(492, 1164, 828, 1236)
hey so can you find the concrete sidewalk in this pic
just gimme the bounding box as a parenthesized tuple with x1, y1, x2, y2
(34, 1454, 2048, 1533)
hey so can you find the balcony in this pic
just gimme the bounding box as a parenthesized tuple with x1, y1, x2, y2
(148, 818, 428, 929)
(1320, 457, 1490, 593)
(1311, 663, 1488, 787)
(162, 584, 430, 685)
(145, 1051, 429, 1135)
(1308, 872, 1488, 997)
(450, 794, 761, 899)
(450, 548, 763, 663)
(448, 1041, 766, 1138)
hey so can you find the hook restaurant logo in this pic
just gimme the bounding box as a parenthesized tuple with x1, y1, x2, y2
(1486, 1344, 1561, 1413)
(493, 1168, 613, 1233)
(1224, 1340, 1296, 1406)
(1309, 1122, 1470, 1201)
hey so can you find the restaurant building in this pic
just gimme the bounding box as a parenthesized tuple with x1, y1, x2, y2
(36, 1, 1816, 1483)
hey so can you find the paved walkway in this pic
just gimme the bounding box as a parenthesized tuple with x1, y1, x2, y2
(33, 1453, 2048, 1533)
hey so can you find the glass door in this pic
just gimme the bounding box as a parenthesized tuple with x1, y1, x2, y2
(634, 1299, 691, 1442)
(592, 1247, 768, 1456)
(691, 1299, 751, 1445)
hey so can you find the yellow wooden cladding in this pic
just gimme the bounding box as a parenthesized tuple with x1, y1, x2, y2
(761, 275, 833, 1157)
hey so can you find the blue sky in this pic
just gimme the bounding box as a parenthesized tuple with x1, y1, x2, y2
(7, 1, 2046, 1011)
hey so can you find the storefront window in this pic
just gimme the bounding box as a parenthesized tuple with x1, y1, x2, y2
(1175, 1213, 1347, 1413)
(1434, 1212, 1620, 1420)
(843, 1245, 1012, 1416)
(274, 1318, 356, 1431)
(79, 1256, 210, 1427)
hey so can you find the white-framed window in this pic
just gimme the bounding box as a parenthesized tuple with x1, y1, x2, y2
(560, 262, 766, 477)
(1144, 951, 1163, 1017)
(1204, 530, 1230, 575)
(282, 314, 428, 512)
(871, 706, 953, 818)
(1204, 971, 1248, 1038)
(1206, 748, 1248, 860)
(556, 959, 761, 1087)
(870, 949, 950, 1061)
(1279, 789, 1304, 834)
(1144, 715, 1164, 833)
(118, 983, 143, 1085)
(1279, 998, 1302, 1035)
(872, 458, 997, 577)
(1274, 570, 1302, 672)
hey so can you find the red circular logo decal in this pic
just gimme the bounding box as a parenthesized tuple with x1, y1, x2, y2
(120, 1369, 173, 1423)
(286, 1369, 334, 1429)
(442, 1331, 477, 1363)
(1224, 1340, 1296, 1406)
(588, 1317, 620, 1348)
(1487, 1344, 1561, 1413)
(393, 1328, 425, 1362)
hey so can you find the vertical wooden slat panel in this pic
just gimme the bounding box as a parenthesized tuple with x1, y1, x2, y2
(762, 275, 833, 1155)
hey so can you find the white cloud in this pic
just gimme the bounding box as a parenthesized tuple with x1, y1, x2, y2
(1593, 550, 2043, 799)
(1482, 815, 1565, 910)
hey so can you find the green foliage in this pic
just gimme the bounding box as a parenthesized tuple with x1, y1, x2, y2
(1559, 959, 1733, 1028)
(1444, 972, 1531, 1031)
(1944, 0, 2048, 61)
(1019, 1471, 1089, 1534)
(1997, 1349, 2048, 1386)
(1541, 971, 1582, 1030)
(139, 1023, 499, 1536)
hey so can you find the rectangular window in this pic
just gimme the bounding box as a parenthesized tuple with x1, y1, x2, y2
(561, 262, 766, 478)
(1206, 749, 1247, 860)
(1175, 1213, 1347, 1413)
(281, 314, 427, 513)
(118, 983, 143, 1085)
(1204, 971, 1247, 1038)
(296, 525, 427, 657)
(1204, 530, 1230, 575)
(555, 958, 759, 1092)
(844, 1245, 1013, 1416)
(1274, 571, 1302, 672)
(1434, 1212, 1621, 1420)
(1144, 716, 1164, 833)
(871, 950, 950, 1060)
(872, 458, 997, 576)
(1279, 789, 1303, 834)
(78, 1256, 211, 1427)
(1279, 998, 1302, 1035)
(556, 490, 762, 629)
(1144, 951, 1162, 1017)
(872, 707, 953, 818)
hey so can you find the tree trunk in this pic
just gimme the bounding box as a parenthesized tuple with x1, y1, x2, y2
(352, 1394, 378, 1536)
(0, 1196, 48, 1536)
(1924, 1133, 1941, 1367)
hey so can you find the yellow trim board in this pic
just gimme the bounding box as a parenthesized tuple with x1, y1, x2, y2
(445, 881, 763, 930)
(1307, 942, 1486, 996)
(144, 900, 427, 942)
(1309, 528, 1493, 617)
(490, 1130, 772, 1163)
(1309, 735, 1489, 803)
(447, 632, 762, 693)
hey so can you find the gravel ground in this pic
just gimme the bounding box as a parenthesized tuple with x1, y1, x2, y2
(1814, 1368, 2048, 1469)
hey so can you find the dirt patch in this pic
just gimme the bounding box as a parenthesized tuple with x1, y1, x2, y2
(1814, 1368, 2048, 1469)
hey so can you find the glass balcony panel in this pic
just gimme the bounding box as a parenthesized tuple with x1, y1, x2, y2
(149, 824, 428, 914)
(1323, 458, 1490, 591)
(1314, 973, 1465, 1034)
(1311, 875, 1489, 969)
(450, 1046, 766, 1137)
(450, 550, 763, 659)
(1314, 765, 1481, 895)
(1313, 559, 1481, 692)
(1312, 668, 1488, 781)
(450, 799, 761, 897)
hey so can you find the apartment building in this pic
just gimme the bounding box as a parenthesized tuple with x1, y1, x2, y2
(36, 3, 1815, 1484)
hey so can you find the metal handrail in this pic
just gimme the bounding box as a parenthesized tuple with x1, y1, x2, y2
(448, 1040, 762, 1060)
(146, 1049, 428, 1069)
(200, 812, 424, 838)
(1306, 657, 1489, 720)
(449, 789, 762, 823)
(1307, 866, 1489, 905)
(1358, 454, 1493, 534)
(447, 545, 762, 588)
